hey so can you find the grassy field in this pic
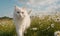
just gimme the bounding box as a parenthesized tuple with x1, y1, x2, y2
(0, 15, 60, 36)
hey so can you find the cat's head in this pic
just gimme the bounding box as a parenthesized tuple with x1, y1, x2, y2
(14, 6, 32, 19)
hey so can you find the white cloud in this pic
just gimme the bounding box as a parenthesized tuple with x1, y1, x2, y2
(18, 0, 60, 14)
(27, 0, 57, 5)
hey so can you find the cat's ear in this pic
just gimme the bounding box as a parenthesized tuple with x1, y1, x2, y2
(15, 5, 18, 9)
(14, 5, 20, 10)
(28, 9, 32, 14)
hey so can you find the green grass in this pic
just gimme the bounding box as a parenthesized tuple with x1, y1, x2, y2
(0, 15, 60, 36)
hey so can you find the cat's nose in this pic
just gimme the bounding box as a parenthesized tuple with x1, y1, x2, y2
(17, 11, 20, 13)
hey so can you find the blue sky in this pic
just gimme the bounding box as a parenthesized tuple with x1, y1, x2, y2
(0, 0, 60, 17)
(0, 0, 15, 17)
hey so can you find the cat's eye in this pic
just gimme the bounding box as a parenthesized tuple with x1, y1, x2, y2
(17, 11, 20, 13)
(22, 12, 24, 14)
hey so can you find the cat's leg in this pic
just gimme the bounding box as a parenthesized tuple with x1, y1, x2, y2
(15, 26, 24, 36)
(19, 24, 28, 36)
(19, 30, 24, 36)
(16, 29, 24, 36)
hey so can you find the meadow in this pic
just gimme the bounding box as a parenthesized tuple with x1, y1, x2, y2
(0, 14, 60, 36)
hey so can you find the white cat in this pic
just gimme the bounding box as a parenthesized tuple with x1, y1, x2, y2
(13, 6, 32, 36)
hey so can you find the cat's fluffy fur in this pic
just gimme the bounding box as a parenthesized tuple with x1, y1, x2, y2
(13, 6, 31, 36)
